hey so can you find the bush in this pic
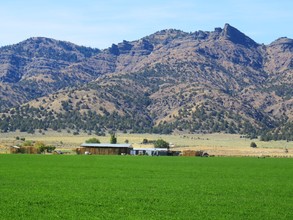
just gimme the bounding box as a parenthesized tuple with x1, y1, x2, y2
(85, 138, 101, 144)
(22, 140, 33, 146)
(110, 133, 117, 144)
(154, 139, 169, 149)
(34, 142, 56, 153)
(45, 145, 56, 153)
(250, 142, 257, 148)
(34, 141, 46, 153)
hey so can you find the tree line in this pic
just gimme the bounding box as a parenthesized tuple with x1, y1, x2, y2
(0, 104, 292, 141)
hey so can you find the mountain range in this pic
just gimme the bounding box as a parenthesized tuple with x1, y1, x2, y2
(0, 24, 292, 139)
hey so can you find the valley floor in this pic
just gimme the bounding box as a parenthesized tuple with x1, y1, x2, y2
(1, 130, 292, 157)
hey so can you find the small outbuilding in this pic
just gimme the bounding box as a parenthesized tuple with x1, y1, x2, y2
(131, 148, 169, 156)
(10, 146, 20, 154)
(77, 143, 133, 155)
(10, 146, 38, 154)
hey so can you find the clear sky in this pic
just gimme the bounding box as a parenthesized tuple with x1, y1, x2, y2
(0, 0, 292, 49)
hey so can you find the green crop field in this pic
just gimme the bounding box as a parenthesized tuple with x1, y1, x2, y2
(0, 155, 292, 219)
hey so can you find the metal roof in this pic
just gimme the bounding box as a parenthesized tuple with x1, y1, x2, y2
(11, 146, 20, 149)
(81, 143, 132, 148)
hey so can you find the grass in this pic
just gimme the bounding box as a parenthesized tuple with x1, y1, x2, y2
(0, 155, 292, 219)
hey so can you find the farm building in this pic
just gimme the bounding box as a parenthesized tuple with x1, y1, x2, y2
(10, 146, 20, 154)
(77, 143, 133, 155)
(131, 148, 169, 156)
(10, 146, 39, 154)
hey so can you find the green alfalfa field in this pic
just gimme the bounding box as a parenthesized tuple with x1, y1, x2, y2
(0, 155, 292, 219)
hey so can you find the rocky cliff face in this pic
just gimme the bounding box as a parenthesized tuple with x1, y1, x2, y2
(0, 24, 292, 136)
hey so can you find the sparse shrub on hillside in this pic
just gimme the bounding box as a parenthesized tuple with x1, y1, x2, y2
(250, 142, 257, 148)
(142, 138, 148, 144)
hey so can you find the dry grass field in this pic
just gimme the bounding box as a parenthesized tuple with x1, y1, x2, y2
(0, 130, 292, 157)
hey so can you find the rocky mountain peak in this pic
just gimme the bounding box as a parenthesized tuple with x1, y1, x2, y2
(269, 37, 293, 52)
(144, 29, 188, 45)
(270, 37, 293, 44)
(221, 23, 258, 47)
(5, 37, 100, 60)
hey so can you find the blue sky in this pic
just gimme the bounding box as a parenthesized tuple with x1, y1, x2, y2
(0, 0, 292, 49)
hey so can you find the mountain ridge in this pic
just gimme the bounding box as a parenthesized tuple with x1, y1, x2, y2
(0, 24, 292, 139)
